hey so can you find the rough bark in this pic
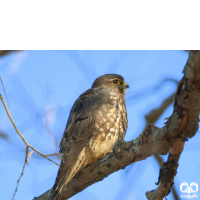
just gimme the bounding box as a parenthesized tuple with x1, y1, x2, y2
(34, 51, 200, 200)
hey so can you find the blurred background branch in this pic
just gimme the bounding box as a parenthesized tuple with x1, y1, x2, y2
(0, 50, 20, 57)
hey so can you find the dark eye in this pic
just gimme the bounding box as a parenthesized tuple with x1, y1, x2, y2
(113, 80, 120, 85)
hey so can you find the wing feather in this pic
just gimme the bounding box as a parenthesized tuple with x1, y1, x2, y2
(74, 119, 84, 138)
(67, 121, 79, 139)
(51, 87, 112, 199)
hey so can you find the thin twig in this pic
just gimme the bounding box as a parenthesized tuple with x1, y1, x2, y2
(0, 94, 59, 166)
(44, 153, 60, 157)
(0, 77, 9, 107)
(12, 146, 29, 200)
(28, 144, 59, 166)
(0, 93, 59, 199)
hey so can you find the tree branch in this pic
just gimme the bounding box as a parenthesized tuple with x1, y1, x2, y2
(12, 146, 28, 200)
(0, 94, 59, 167)
(34, 50, 200, 200)
(0, 93, 60, 200)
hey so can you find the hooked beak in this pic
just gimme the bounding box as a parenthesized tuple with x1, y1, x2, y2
(123, 82, 130, 89)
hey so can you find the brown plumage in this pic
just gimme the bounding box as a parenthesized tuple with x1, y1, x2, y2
(49, 74, 129, 200)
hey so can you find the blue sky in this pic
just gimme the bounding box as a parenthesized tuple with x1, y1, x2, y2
(0, 50, 199, 200)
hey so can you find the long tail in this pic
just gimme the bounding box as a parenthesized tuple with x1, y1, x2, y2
(49, 179, 66, 200)
(49, 147, 87, 200)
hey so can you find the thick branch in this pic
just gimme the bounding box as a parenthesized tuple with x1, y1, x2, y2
(34, 51, 200, 200)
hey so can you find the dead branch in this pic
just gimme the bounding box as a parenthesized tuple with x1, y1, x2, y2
(0, 94, 60, 200)
(12, 146, 28, 200)
(145, 92, 175, 124)
(0, 94, 59, 166)
(34, 51, 200, 200)
(0, 77, 9, 107)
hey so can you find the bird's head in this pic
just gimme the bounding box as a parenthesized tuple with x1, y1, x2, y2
(92, 74, 129, 95)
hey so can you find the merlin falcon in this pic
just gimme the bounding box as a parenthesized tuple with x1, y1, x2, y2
(49, 74, 129, 200)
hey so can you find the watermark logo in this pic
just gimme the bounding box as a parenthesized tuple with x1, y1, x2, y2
(180, 182, 198, 199)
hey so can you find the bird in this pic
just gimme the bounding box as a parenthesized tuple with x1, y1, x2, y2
(49, 74, 129, 200)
